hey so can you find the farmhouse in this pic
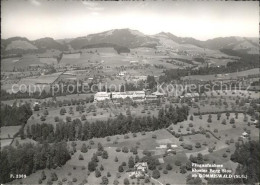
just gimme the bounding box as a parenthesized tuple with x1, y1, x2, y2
(132, 162, 148, 178)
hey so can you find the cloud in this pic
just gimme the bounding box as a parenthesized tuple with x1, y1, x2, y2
(82, 1, 104, 11)
(30, 0, 41, 6)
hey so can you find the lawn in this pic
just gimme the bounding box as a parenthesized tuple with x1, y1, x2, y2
(0, 126, 21, 139)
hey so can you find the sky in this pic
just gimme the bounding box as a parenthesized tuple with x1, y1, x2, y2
(1, 0, 259, 40)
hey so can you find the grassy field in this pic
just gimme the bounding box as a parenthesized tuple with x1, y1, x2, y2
(0, 126, 21, 139)
(182, 68, 260, 81)
(11, 111, 259, 185)
(11, 129, 182, 185)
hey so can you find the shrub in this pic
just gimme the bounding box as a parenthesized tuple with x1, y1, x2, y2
(152, 134, 157, 139)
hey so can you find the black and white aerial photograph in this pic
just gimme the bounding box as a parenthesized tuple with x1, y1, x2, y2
(0, 0, 259, 185)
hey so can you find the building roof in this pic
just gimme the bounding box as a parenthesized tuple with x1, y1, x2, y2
(134, 162, 148, 168)
(152, 91, 164, 96)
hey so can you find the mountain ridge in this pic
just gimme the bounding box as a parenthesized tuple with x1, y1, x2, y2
(1, 28, 258, 56)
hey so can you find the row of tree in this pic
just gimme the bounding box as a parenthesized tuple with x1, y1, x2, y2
(0, 142, 71, 184)
(1, 103, 32, 127)
(25, 105, 189, 143)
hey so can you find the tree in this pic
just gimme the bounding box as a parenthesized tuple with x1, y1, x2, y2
(114, 156, 118, 162)
(222, 119, 226, 125)
(98, 143, 104, 152)
(135, 155, 140, 163)
(186, 161, 192, 171)
(217, 113, 221, 120)
(81, 143, 88, 153)
(102, 151, 108, 159)
(44, 110, 49, 116)
(152, 170, 160, 179)
(118, 165, 124, 172)
(54, 116, 59, 122)
(190, 115, 193, 121)
(128, 156, 135, 168)
(51, 172, 58, 181)
(195, 142, 201, 148)
(34, 104, 40, 111)
(88, 161, 96, 172)
(101, 176, 109, 185)
(66, 116, 71, 122)
(145, 176, 150, 183)
(180, 165, 187, 174)
(235, 112, 238, 119)
(81, 114, 86, 121)
(226, 112, 230, 119)
(124, 178, 130, 185)
(175, 160, 181, 166)
(122, 146, 129, 153)
(100, 164, 104, 171)
(113, 179, 119, 185)
(166, 164, 172, 171)
(95, 169, 101, 178)
(78, 154, 84, 160)
(40, 115, 46, 121)
(230, 118, 235, 124)
(197, 153, 203, 164)
(41, 171, 46, 180)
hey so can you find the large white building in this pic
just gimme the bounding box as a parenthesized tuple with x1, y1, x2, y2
(94, 91, 146, 102)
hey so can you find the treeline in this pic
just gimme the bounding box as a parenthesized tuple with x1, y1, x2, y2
(160, 53, 259, 82)
(0, 142, 71, 184)
(207, 140, 260, 184)
(0, 103, 32, 127)
(81, 43, 130, 54)
(26, 105, 189, 143)
(230, 140, 260, 184)
(0, 87, 95, 101)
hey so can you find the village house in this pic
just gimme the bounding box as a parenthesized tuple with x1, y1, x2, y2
(129, 162, 148, 178)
